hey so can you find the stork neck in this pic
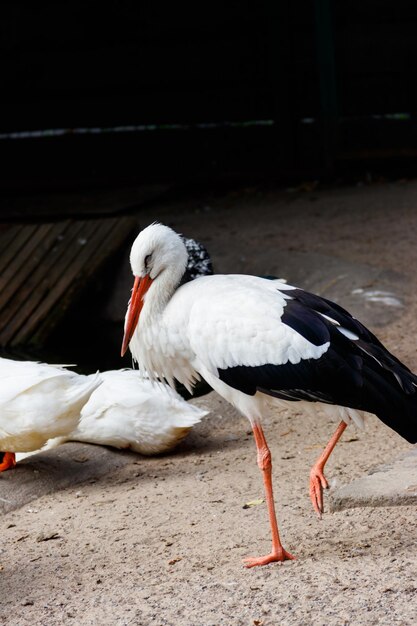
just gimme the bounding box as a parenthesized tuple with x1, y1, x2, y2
(143, 266, 184, 321)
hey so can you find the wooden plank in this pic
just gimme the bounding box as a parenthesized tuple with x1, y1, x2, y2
(0, 220, 98, 345)
(0, 223, 56, 294)
(27, 218, 134, 346)
(20, 219, 114, 336)
(0, 224, 23, 248)
(0, 221, 75, 329)
(0, 224, 39, 275)
(10, 217, 134, 347)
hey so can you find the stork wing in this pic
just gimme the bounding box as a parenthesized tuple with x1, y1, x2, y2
(184, 276, 330, 373)
(182, 276, 417, 442)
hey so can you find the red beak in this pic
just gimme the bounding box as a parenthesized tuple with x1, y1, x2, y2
(121, 274, 153, 357)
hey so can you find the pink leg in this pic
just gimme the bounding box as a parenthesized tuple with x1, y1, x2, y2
(309, 420, 347, 518)
(243, 422, 295, 568)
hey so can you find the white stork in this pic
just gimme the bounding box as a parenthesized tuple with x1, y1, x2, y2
(121, 223, 417, 568)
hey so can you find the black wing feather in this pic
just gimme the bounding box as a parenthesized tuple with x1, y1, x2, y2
(218, 286, 417, 443)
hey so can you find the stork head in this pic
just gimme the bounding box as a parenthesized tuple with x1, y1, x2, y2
(121, 223, 188, 356)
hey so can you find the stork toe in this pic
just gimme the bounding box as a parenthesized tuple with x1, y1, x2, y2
(309, 465, 329, 517)
(243, 548, 296, 568)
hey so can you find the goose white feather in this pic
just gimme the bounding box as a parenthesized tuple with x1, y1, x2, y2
(0, 357, 101, 453)
(49, 369, 208, 455)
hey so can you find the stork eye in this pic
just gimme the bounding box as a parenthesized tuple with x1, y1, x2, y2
(144, 253, 152, 269)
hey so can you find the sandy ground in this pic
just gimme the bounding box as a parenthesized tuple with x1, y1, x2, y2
(1, 180, 417, 625)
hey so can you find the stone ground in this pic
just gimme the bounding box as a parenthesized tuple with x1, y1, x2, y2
(1, 179, 417, 625)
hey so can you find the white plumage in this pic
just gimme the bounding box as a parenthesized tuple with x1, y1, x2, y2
(130, 275, 332, 428)
(0, 357, 101, 466)
(50, 369, 208, 455)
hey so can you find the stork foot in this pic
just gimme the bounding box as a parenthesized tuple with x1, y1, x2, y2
(309, 465, 328, 518)
(243, 547, 295, 568)
(0, 452, 16, 472)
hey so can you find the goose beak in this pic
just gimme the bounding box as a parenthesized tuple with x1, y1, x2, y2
(121, 274, 153, 357)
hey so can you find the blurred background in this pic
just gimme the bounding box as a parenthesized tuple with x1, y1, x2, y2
(1, 0, 417, 371)
(2, 1, 417, 189)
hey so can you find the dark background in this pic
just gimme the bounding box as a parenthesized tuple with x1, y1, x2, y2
(2, 0, 417, 192)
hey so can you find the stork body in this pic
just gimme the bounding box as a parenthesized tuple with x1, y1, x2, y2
(0, 357, 101, 470)
(122, 223, 417, 567)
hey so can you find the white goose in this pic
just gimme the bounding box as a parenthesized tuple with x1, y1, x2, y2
(0, 357, 101, 471)
(121, 222, 417, 568)
(47, 369, 208, 454)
